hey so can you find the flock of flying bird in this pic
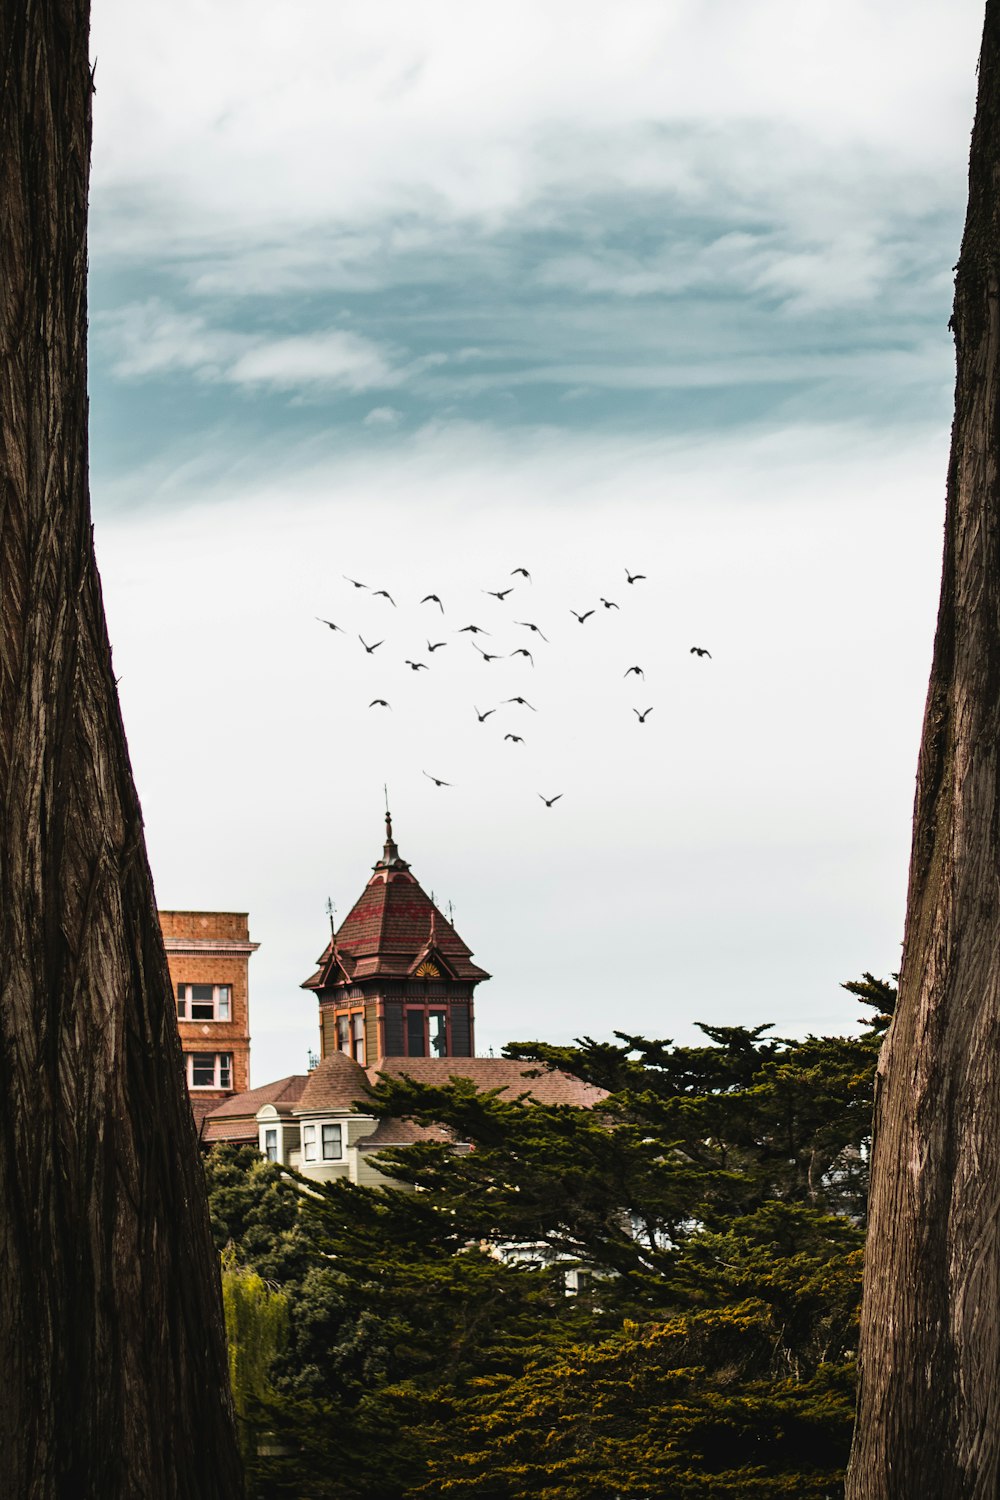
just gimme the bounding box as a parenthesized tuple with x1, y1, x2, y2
(317, 566, 713, 808)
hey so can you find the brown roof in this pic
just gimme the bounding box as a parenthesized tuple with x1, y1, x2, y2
(368, 1056, 607, 1109)
(190, 1096, 218, 1135)
(295, 1051, 372, 1113)
(302, 817, 489, 990)
(202, 1116, 260, 1143)
(205, 1075, 308, 1119)
(357, 1116, 451, 1149)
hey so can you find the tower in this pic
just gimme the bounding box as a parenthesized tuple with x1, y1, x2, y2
(160, 910, 258, 1100)
(301, 814, 490, 1066)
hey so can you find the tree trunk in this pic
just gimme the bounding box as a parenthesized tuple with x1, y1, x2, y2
(0, 6, 243, 1497)
(846, 5, 1000, 1496)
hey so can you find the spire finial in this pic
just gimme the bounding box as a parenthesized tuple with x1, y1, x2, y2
(326, 896, 337, 940)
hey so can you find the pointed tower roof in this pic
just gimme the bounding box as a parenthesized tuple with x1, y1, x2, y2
(301, 814, 490, 990)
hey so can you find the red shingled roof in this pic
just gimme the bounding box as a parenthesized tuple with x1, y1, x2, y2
(369, 1057, 607, 1110)
(302, 817, 489, 990)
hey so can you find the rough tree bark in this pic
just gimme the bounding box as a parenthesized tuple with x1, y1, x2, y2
(0, 5, 243, 1497)
(846, 5, 1000, 1497)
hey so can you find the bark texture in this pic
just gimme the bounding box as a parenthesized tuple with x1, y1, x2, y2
(846, 6, 1000, 1497)
(0, 5, 243, 1497)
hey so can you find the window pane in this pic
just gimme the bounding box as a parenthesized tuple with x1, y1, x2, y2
(337, 1015, 350, 1049)
(192, 985, 213, 1001)
(219, 1055, 232, 1089)
(264, 1129, 278, 1162)
(322, 1124, 342, 1161)
(176, 996, 187, 1019)
(429, 1011, 447, 1057)
(303, 1124, 316, 1162)
(217, 986, 230, 1021)
(352, 1014, 365, 1065)
(406, 1010, 426, 1056)
(191, 1054, 216, 1086)
(191, 1002, 214, 1020)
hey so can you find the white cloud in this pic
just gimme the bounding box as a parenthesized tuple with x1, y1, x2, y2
(96, 299, 411, 391)
(88, 0, 982, 294)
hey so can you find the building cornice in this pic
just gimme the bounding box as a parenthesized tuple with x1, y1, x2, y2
(163, 938, 260, 956)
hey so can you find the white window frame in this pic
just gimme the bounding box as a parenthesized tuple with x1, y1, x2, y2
(302, 1123, 317, 1162)
(321, 1123, 343, 1161)
(177, 983, 232, 1022)
(264, 1128, 278, 1162)
(187, 1052, 233, 1090)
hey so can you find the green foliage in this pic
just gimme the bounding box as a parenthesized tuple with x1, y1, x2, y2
(220, 1245, 290, 1461)
(205, 979, 887, 1499)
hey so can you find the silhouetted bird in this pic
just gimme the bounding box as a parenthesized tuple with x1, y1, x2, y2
(504, 734, 524, 744)
(625, 569, 646, 584)
(571, 609, 594, 623)
(359, 636, 383, 653)
(508, 648, 534, 666)
(459, 624, 490, 635)
(344, 576, 368, 589)
(474, 707, 496, 722)
(516, 621, 548, 641)
(634, 707, 653, 723)
(600, 598, 619, 610)
(511, 567, 531, 580)
(690, 647, 712, 658)
(421, 594, 445, 612)
(427, 641, 447, 652)
(624, 666, 644, 678)
(404, 659, 429, 671)
(505, 697, 536, 710)
(316, 618, 343, 632)
(473, 644, 500, 661)
(423, 771, 452, 787)
(538, 793, 563, 807)
(369, 699, 391, 709)
(485, 588, 514, 600)
(372, 589, 396, 606)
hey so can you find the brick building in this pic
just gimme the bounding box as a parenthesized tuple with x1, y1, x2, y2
(159, 910, 258, 1112)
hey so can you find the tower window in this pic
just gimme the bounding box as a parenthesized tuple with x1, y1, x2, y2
(352, 1014, 365, 1065)
(322, 1123, 343, 1160)
(337, 1015, 350, 1051)
(177, 984, 231, 1022)
(406, 1010, 426, 1056)
(429, 1011, 448, 1056)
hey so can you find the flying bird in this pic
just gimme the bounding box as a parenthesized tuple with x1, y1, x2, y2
(344, 576, 368, 589)
(359, 636, 383, 654)
(511, 567, 531, 581)
(633, 707, 653, 723)
(474, 706, 496, 722)
(600, 598, 619, 610)
(473, 643, 500, 661)
(459, 624, 491, 635)
(508, 648, 534, 666)
(504, 734, 524, 744)
(423, 771, 452, 787)
(485, 588, 514, 601)
(516, 621, 548, 641)
(421, 594, 445, 612)
(505, 696, 536, 710)
(372, 589, 396, 606)
(427, 640, 447, 652)
(570, 609, 594, 624)
(369, 699, 391, 709)
(404, 659, 429, 671)
(538, 793, 563, 807)
(624, 666, 644, 678)
(316, 618, 343, 632)
(690, 647, 712, 658)
(625, 569, 646, 584)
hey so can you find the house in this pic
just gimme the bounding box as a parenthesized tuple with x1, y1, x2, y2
(194, 813, 604, 1181)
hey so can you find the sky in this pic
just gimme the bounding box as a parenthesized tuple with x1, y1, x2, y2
(87, 0, 985, 1082)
